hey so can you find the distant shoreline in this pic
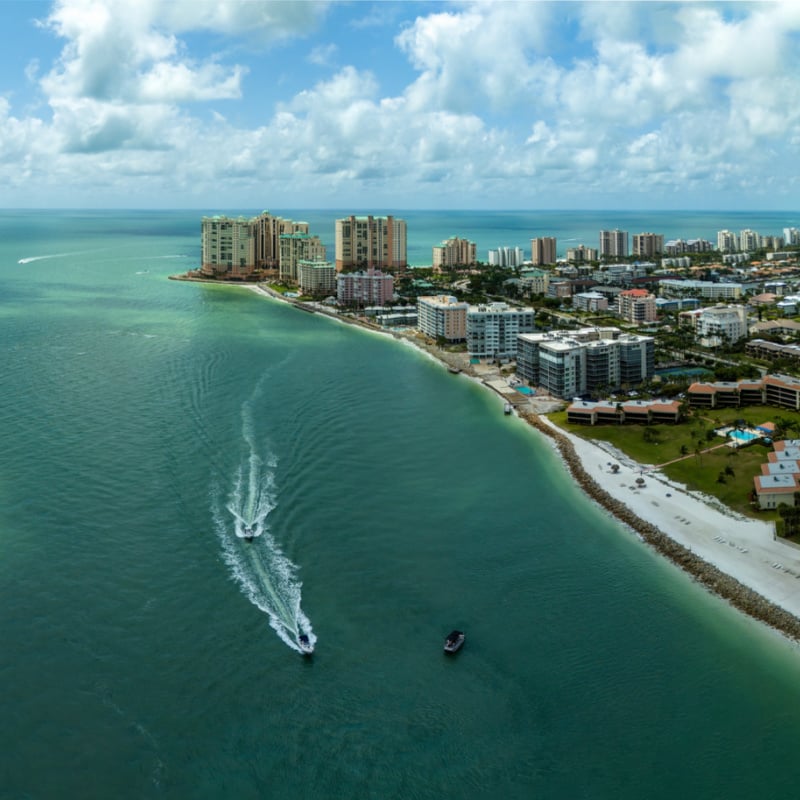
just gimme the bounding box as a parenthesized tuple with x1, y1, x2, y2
(173, 273, 800, 645)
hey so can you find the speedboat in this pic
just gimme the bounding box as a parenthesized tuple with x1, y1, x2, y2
(243, 527, 254, 542)
(298, 634, 314, 656)
(444, 630, 465, 654)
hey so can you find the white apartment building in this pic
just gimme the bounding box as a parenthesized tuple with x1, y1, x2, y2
(298, 259, 336, 296)
(530, 237, 557, 266)
(695, 305, 748, 348)
(739, 229, 761, 251)
(488, 246, 525, 267)
(783, 227, 800, 246)
(591, 263, 649, 285)
(417, 295, 469, 342)
(516, 331, 654, 398)
(432, 237, 476, 269)
(659, 279, 743, 300)
(664, 238, 713, 254)
(599, 229, 629, 259)
(466, 302, 535, 359)
(335, 215, 407, 272)
(717, 230, 739, 253)
(573, 292, 609, 313)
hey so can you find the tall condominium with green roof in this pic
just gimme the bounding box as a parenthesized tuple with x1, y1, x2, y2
(335, 215, 407, 272)
(201, 211, 317, 280)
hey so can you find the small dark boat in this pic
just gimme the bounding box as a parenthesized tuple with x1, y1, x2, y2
(444, 630, 465, 654)
(243, 527, 254, 542)
(298, 633, 314, 656)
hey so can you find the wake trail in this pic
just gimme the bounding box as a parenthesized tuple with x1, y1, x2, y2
(212, 372, 314, 654)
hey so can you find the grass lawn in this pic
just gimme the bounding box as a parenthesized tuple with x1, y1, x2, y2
(548, 406, 784, 520)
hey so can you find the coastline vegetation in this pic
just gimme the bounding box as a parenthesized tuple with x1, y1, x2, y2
(549, 405, 794, 521)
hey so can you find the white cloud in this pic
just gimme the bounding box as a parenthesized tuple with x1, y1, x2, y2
(2, 0, 800, 208)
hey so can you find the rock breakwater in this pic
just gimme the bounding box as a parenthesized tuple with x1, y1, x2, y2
(519, 410, 800, 643)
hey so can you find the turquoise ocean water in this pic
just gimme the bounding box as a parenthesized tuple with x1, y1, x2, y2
(2, 210, 800, 798)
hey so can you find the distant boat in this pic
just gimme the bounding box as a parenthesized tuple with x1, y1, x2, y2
(444, 630, 465, 654)
(298, 633, 314, 656)
(504, 402, 513, 415)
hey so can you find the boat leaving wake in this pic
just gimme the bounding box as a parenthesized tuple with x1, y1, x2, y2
(212, 396, 314, 654)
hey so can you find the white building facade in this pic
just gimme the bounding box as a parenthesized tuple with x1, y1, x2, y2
(517, 331, 655, 398)
(466, 302, 535, 359)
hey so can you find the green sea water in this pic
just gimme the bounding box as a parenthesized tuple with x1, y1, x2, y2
(2, 210, 800, 798)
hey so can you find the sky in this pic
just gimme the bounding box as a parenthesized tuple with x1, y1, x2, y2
(0, 0, 799, 210)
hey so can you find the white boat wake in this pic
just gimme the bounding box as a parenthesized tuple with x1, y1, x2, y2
(212, 391, 314, 654)
(18, 253, 74, 264)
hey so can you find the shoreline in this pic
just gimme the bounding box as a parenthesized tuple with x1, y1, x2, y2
(178, 275, 800, 644)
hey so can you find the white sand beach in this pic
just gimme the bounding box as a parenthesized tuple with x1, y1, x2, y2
(240, 281, 800, 635)
(539, 416, 800, 621)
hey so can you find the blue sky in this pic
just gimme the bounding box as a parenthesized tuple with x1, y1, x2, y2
(0, 0, 799, 210)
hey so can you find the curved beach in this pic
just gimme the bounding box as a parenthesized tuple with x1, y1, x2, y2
(243, 282, 800, 642)
(524, 412, 800, 641)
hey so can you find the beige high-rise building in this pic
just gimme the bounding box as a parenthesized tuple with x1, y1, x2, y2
(335, 215, 407, 272)
(632, 233, 664, 258)
(201, 215, 256, 278)
(432, 237, 476, 270)
(600, 229, 629, 258)
(618, 289, 657, 324)
(279, 233, 326, 283)
(253, 211, 309, 271)
(202, 211, 316, 279)
(530, 237, 557, 266)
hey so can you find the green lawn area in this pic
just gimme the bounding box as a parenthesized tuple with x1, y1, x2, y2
(548, 405, 786, 520)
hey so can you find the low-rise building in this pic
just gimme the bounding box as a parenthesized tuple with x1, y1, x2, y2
(516, 267, 550, 295)
(566, 398, 680, 425)
(659, 279, 743, 300)
(573, 292, 609, 313)
(753, 474, 799, 510)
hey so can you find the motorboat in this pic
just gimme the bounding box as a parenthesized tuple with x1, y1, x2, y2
(298, 633, 314, 656)
(444, 630, 465, 654)
(504, 402, 513, 415)
(243, 527, 254, 542)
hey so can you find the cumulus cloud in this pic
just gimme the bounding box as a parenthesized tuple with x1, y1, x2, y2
(2, 0, 800, 207)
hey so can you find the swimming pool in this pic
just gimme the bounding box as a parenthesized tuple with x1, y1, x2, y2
(515, 386, 535, 396)
(728, 429, 761, 443)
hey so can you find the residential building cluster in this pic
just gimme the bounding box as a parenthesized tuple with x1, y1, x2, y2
(516, 329, 655, 400)
(201, 211, 322, 280)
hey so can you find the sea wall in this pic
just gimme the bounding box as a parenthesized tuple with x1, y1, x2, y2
(518, 410, 800, 643)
